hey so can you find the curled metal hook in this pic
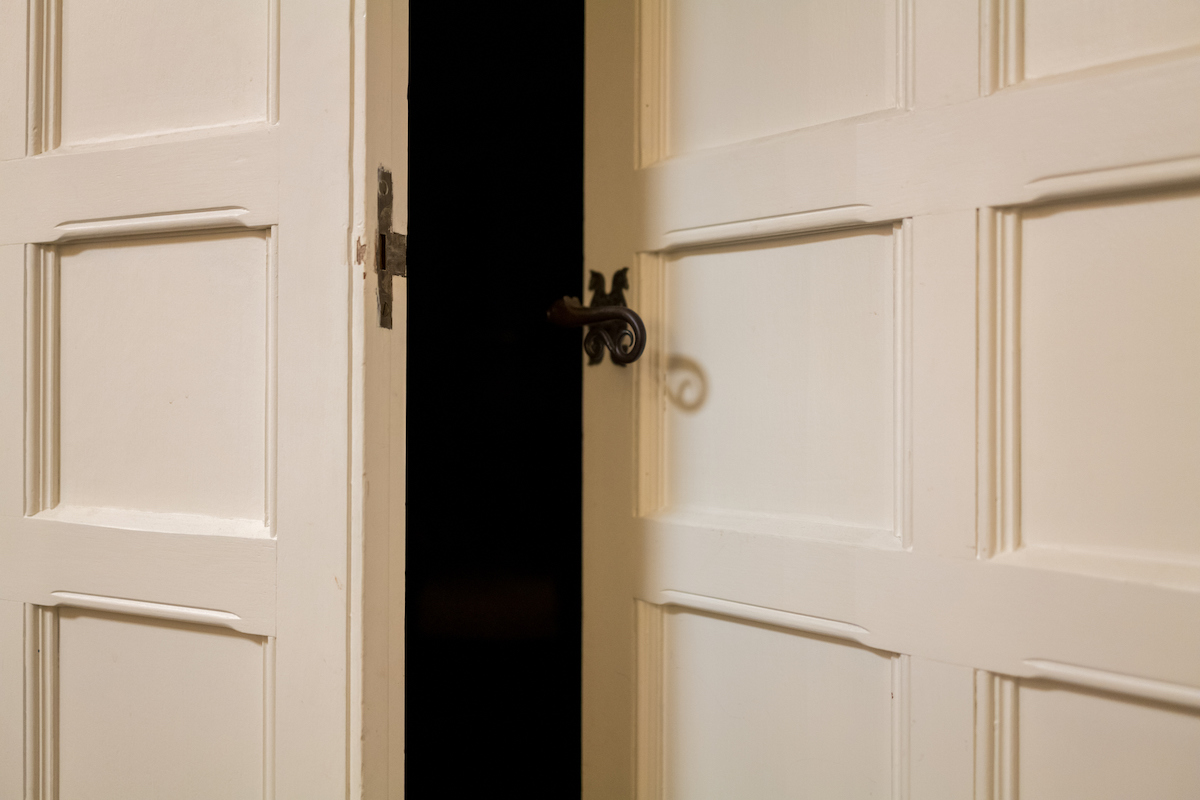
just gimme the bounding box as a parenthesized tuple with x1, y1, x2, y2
(548, 296, 647, 366)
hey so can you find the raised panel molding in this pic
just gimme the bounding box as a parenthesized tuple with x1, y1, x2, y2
(891, 653, 912, 800)
(980, 189, 1200, 567)
(974, 667, 1200, 799)
(24, 605, 58, 800)
(635, 600, 664, 800)
(24, 245, 58, 517)
(635, 0, 669, 168)
(634, 252, 667, 518)
(24, 228, 278, 537)
(979, 0, 1024, 93)
(976, 208, 1020, 558)
(893, 219, 913, 548)
(974, 671, 1019, 800)
(25, 0, 60, 155)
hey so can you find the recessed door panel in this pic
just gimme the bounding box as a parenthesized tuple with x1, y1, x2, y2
(665, 229, 896, 534)
(57, 609, 266, 800)
(1025, 0, 1200, 81)
(1019, 681, 1200, 799)
(664, 609, 894, 800)
(0, 1, 24, 160)
(55, 231, 269, 527)
(667, 0, 897, 155)
(1020, 189, 1200, 558)
(59, 0, 271, 145)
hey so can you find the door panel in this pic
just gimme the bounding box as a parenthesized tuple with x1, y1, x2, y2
(666, 0, 899, 154)
(0, 2, 23, 160)
(1017, 681, 1200, 799)
(58, 0, 272, 146)
(1019, 189, 1200, 557)
(664, 609, 895, 800)
(56, 610, 267, 800)
(587, 0, 1200, 797)
(664, 229, 897, 532)
(1024, 0, 1200, 80)
(54, 231, 270, 526)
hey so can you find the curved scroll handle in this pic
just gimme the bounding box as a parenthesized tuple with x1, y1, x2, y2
(548, 297, 647, 366)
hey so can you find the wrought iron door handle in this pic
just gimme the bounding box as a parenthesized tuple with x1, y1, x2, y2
(548, 297, 647, 366)
(548, 267, 646, 366)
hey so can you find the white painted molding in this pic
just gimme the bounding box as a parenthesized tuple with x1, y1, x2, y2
(23, 245, 57, 518)
(53, 207, 252, 242)
(635, 0, 669, 168)
(1001, 0, 1024, 89)
(1024, 155, 1200, 204)
(24, 605, 57, 800)
(0, 128, 280, 248)
(24, 224, 276, 536)
(896, 0, 915, 110)
(263, 636, 276, 799)
(1024, 659, 1200, 710)
(635, 601, 664, 800)
(652, 506, 902, 550)
(976, 209, 1020, 557)
(48, 591, 241, 628)
(267, 0, 280, 125)
(891, 654, 911, 800)
(25, 0, 59, 155)
(265, 226, 279, 534)
(658, 590, 871, 644)
(974, 671, 1017, 800)
(33, 506, 269, 539)
(634, 252, 666, 518)
(893, 220, 913, 549)
(660, 205, 873, 251)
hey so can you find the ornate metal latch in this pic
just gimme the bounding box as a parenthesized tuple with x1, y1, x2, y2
(548, 267, 646, 366)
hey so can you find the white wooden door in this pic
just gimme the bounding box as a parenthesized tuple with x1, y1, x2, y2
(0, 1, 406, 797)
(584, 1, 1200, 797)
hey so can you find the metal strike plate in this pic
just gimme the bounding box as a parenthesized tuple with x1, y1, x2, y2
(377, 167, 407, 329)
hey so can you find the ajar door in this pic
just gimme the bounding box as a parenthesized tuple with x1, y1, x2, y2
(0, 1, 405, 798)
(584, 1, 1200, 797)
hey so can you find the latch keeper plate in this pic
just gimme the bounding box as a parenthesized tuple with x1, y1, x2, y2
(376, 167, 407, 328)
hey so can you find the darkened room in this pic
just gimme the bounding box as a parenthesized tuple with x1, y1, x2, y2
(407, 2, 584, 796)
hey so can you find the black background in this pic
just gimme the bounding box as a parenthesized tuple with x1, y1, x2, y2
(406, 2, 584, 796)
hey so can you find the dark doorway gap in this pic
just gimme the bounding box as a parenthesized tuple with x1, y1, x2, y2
(406, 2, 583, 797)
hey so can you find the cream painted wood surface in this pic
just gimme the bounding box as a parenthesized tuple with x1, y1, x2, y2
(585, 1, 1200, 798)
(0, 1, 407, 797)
